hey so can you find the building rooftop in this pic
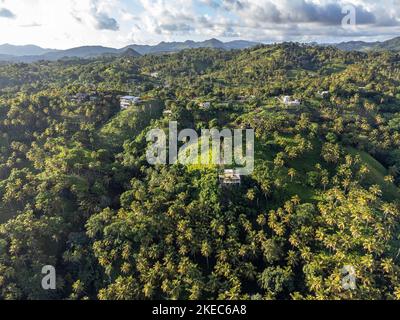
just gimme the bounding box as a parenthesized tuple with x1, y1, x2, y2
(219, 169, 241, 185)
(281, 96, 301, 106)
(200, 102, 211, 109)
(120, 96, 141, 110)
(121, 95, 140, 100)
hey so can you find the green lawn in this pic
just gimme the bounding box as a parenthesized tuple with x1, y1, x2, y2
(254, 135, 323, 203)
(347, 147, 400, 200)
(100, 99, 163, 147)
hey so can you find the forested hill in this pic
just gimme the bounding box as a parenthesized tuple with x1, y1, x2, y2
(0, 39, 258, 63)
(1, 36, 400, 63)
(333, 36, 400, 52)
(0, 43, 400, 300)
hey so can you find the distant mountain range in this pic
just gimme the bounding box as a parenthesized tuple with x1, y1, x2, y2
(330, 36, 400, 52)
(0, 39, 258, 63)
(0, 45, 137, 63)
(1, 37, 399, 63)
(122, 39, 259, 54)
(0, 44, 58, 56)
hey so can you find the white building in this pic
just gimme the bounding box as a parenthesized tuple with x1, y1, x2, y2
(200, 102, 211, 109)
(120, 96, 141, 110)
(219, 169, 241, 185)
(318, 91, 329, 98)
(282, 96, 301, 106)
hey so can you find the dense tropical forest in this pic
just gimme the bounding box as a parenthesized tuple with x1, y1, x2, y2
(0, 43, 400, 300)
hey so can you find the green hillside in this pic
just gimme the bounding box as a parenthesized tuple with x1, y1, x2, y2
(0, 44, 399, 300)
(347, 147, 400, 200)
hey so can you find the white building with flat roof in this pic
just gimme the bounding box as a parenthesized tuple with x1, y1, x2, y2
(282, 96, 301, 106)
(120, 96, 141, 109)
(200, 102, 211, 109)
(219, 169, 241, 185)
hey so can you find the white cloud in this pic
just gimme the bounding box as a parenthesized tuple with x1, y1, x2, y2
(0, 7, 16, 19)
(71, 0, 120, 31)
(0, 0, 125, 48)
(128, 0, 400, 43)
(0, 0, 399, 48)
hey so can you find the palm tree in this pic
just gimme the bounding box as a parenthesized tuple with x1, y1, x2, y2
(321, 171, 329, 191)
(381, 203, 397, 218)
(201, 241, 212, 269)
(288, 168, 297, 182)
(291, 195, 301, 205)
(384, 175, 394, 184)
(369, 185, 382, 197)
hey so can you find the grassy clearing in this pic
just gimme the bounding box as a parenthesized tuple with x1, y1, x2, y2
(347, 147, 400, 200)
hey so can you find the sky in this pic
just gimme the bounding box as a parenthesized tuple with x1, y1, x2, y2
(0, 0, 399, 49)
